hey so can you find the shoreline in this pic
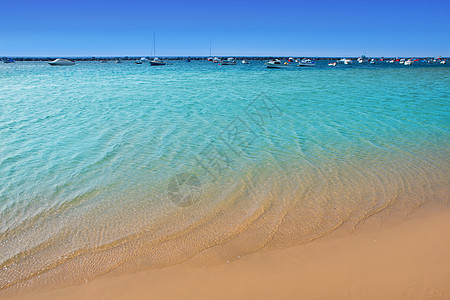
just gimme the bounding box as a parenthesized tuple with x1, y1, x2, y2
(8, 201, 450, 300)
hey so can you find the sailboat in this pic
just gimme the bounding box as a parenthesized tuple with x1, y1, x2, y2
(150, 33, 166, 66)
(207, 39, 213, 61)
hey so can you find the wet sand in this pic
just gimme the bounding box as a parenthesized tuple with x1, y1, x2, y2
(10, 202, 450, 300)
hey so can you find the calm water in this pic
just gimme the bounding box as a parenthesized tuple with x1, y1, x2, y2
(1, 60, 449, 292)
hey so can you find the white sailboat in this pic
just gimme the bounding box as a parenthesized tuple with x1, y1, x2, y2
(150, 33, 166, 66)
(207, 39, 213, 61)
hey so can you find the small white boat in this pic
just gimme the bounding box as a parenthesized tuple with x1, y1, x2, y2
(150, 57, 166, 66)
(135, 60, 143, 64)
(213, 57, 221, 63)
(343, 58, 352, 65)
(357, 55, 368, 63)
(288, 57, 294, 62)
(140, 57, 150, 62)
(48, 58, 75, 66)
(220, 57, 236, 65)
(115, 59, 122, 63)
(207, 57, 213, 61)
(328, 62, 337, 67)
(298, 59, 315, 67)
(404, 60, 413, 65)
(440, 60, 446, 64)
(266, 59, 289, 69)
(242, 59, 249, 64)
(369, 59, 375, 64)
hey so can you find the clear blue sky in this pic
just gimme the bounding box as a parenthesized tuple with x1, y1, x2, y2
(1, 0, 449, 57)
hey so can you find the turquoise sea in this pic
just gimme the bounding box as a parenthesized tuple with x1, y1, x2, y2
(0, 60, 449, 293)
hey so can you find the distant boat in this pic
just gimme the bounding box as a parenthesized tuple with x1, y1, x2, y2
(298, 59, 315, 67)
(440, 60, 447, 64)
(213, 57, 221, 63)
(150, 57, 166, 66)
(207, 39, 213, 62)
(242, 59, 249, 64)
(100, 60, 107, 63)
(288, 57, 294, 62)
(115, 59, 122, 63)
(135, 60, 143, 64)
(48, 58, 75, 66)
(2, 58, 15, 63)
(328, 62, 337, 67)
(140, 57, 150, 62)
(150, 33, 165, 66)
(404, 60, 413, 65)
(343, 58, 352, 65)
(357, 55, 368, 63)
(369, 59, 375, 64)
(220, 57, 236, 65)
(266, 59, 288, 69)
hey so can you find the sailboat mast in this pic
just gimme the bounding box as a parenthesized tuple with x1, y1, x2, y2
(209, 39, 212, 57)
(153, 32, 156, 58)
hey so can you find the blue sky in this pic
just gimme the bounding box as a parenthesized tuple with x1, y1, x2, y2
(1, 0, 449, 57)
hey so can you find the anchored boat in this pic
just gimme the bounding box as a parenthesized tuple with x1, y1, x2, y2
(298, 59, 315, 67)
(266, 59, 289, 69)
(48, 58, 75, 66)
(220, 57, 236, 65)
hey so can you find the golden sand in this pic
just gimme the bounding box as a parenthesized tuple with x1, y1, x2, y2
(9, 202, 450, 300)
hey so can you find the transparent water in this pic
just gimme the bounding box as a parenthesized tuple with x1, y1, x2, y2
(0, 60, 449, 292)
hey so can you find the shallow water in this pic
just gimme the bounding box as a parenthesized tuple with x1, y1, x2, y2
(0, 60, 449, 292)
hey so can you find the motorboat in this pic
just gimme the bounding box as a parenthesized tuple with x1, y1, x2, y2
(370, 59, 375, 64)
(266, 59, 289, 69)
(220, 57, 236, 65)
(343, 58, 352, 65)
(404, 59, 413, 65)
(213, 57, 221, 63)
(242, 59, 250, 64)
(150, 57, 166, 66)
(440, 60, 447, 64)
(48, 58, 75, 66)
(135, 60, 143, 64)
(140, 57, 150, 62)
(328, 62, 337, 67)
(115, 59, 122, 63)
(357, 55, 368, 63)
(207, 57, 213, 61)
(288, 57, 294, 62)
(298, 58, 315, 67)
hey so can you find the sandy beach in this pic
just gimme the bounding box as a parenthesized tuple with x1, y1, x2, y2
(8, 201, 449, 300)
